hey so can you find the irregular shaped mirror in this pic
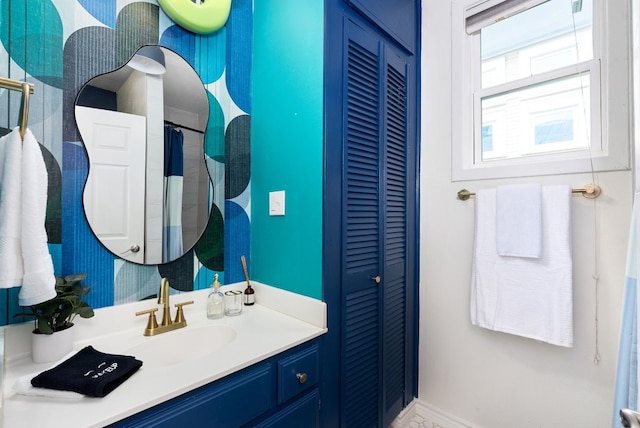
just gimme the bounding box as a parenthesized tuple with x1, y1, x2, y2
(75, 46, 212, 265)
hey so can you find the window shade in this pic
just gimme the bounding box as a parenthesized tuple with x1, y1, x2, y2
(465, 0, 550, 33)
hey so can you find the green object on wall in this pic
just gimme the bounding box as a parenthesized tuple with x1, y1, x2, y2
(158, 0, 231, 34)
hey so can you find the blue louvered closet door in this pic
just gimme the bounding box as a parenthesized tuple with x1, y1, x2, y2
(340, 16, 415, 428)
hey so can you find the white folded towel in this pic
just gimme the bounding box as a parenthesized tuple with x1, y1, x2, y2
(471, 185, 573, 347)
(496, 184, 542, 258)
(12, 351, 84, 400)
(0, 128, 25, 287)
(12, 373, 85, 400)
(19, 128, 56, 306)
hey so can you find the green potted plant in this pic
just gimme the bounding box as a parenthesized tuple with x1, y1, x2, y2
(15, 273, 95, 363)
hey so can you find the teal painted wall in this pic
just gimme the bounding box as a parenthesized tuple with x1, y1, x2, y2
(251, 1, 324, 299)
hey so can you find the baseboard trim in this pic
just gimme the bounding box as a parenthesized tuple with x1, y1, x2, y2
(413, 400, 479, 428)
(390, 400, 418, 427)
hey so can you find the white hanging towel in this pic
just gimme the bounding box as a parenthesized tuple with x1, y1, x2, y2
(19, 128, 56, 306)
(496, 183, 542, 258)
(470, 185, 573, 347)
(0, 128, 25, 287)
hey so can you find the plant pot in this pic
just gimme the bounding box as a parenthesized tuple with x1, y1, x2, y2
(31, 324, 74, 364)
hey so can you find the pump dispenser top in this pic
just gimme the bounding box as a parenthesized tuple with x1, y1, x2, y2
(207, 273, 224, 319)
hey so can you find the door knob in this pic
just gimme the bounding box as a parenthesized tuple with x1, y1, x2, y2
(371, 275, 381, 284)
(130, 244, 140, 253)
(296, 372, 308, 384)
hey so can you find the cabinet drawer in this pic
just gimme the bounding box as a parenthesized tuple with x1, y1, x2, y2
(111, 363, 274, 427)
(277, 343, 319, 404)
(255, 389, 319, 428)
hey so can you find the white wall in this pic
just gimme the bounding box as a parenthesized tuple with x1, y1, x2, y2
(419, 1, 633, 427)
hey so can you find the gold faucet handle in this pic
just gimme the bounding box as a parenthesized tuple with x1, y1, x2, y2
(135, 308, 159, 332)
(174, 300, 194, 324)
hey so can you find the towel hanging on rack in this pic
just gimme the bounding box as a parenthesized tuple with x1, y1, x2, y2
(0, 128, 25, 286)
(470, 185, 574, 347)
(0, 126, 56, 303)
(19, 128, 56, 306)
(0, 77, 54, 303)
(496, 184, 542, 258)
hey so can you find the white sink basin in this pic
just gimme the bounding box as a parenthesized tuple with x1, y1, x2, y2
(125, 325, 237, 368)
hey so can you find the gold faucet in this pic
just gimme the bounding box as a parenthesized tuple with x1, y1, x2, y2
(135, 278, 194, 336)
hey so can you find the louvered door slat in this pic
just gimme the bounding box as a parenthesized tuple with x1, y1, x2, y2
(344, 287, 379, 428)
(382, 55, 408, 425)
(342, 21, 382, 428)
(340, 14, 415, 427)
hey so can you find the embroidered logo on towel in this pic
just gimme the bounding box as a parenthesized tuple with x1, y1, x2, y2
(83, 361, 119, 379)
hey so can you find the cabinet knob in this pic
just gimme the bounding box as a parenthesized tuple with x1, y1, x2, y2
(296, 372, 307, 384)
(371, 275, 381, 284)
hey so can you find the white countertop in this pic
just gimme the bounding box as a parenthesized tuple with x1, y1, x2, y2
(1, 282, 327, 428)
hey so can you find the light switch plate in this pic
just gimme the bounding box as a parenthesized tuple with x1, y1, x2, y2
(269, 191, 285, 216)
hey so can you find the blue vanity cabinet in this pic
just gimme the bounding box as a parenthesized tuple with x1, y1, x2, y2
(109, 340, 320, 428)
(277, 343, 319, 404)
(256, 389, 320, 428)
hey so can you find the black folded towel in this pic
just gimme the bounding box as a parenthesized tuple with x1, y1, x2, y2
(31, 346, 143, 398)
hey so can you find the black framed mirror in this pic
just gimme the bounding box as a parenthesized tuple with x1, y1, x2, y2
(75, 46, 213, 265)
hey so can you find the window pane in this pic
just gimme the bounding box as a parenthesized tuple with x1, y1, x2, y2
(481, 72, 590, 161)
(482, 125, 494, 152)
(534, 109, 574, 145)
(481, 0, 592, 89)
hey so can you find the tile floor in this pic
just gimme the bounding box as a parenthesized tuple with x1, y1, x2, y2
(407, 413, 443, 428)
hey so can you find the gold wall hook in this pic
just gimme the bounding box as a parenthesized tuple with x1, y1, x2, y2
(18, 82, 31, 140)
(0, 77, 34, 141)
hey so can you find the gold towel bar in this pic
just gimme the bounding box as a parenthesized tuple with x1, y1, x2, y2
(457, 183, 602, 201)
(0, 76, 34, 140)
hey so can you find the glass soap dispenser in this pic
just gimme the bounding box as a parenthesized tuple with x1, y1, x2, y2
(207, 273, 225, 319)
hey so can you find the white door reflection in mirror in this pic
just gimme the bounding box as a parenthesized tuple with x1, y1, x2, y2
(75, 46, 211, 265)
(77, 106, 146, 264)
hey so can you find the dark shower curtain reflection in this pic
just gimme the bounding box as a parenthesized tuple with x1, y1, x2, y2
(163, 126, 184, 263)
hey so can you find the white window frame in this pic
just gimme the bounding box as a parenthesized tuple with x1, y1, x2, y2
(451, 0, 631, 181)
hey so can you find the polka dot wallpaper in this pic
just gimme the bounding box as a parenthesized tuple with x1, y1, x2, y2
(0, 0, 252, 322)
